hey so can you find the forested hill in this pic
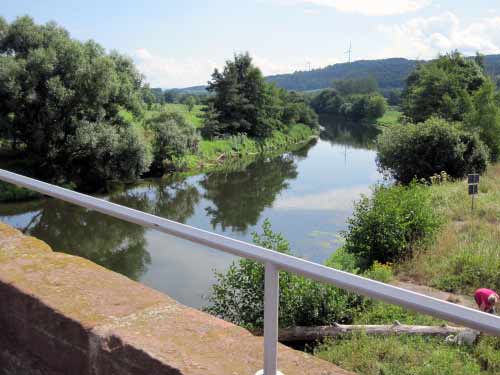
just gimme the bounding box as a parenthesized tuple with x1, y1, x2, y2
(266, 55, 500, 92)
(267, 58, 417, 92)
(173, 55, 500, 93)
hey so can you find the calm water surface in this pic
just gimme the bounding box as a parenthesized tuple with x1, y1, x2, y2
(0, 122, 381, 308)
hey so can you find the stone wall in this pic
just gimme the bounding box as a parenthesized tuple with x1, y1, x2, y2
(0, 223, 351, 375)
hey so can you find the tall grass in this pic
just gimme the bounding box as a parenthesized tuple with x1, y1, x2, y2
(316, 333, 500, 375)
(400, 164, 500, 293)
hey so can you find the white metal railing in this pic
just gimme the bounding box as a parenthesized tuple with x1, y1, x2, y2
(1, 168, 500, 375)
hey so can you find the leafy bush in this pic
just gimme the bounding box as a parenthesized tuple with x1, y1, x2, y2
(376, 117, 489, 184)
(68, 121, 151, 190)
(0, 181, 41, 202)
(147, 112, 199, 173)
(205, 219, 364, 328)
(343, 183, 441, 269)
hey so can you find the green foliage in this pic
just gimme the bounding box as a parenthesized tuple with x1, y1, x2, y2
(363, 261, 393, 283)
(0, 181, 41, 202)
(311, 89, 387, 122)
(343, 183, 441, 269)
(475, 336, 500, 374)
(316, 334, 487, 375)
(146, 112, 199, 173)
(404, 164, 500, 295)
(0, 16, 149, 188)
(376, 107, 402, 126)
(354, 301, 442, 326)
(465, 80, 500, 161)
(325, 246, 359, 273)
(202, 53, 318, 138)
(183, 95, 197, 112)
(332, 77, 378, 96)
(433, 246, 500, 294)
(402, 52, 486, 123)
(68, 121, 151, 188)
(377, 117, 489, 184)
(267, 57, 418, 92)
(205, 219, 364, 328)
(386, 89, 402, 106)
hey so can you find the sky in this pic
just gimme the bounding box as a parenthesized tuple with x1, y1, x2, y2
(3, 0, 500, 88)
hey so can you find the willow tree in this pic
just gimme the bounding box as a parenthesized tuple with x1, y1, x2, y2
(0, 16, 150, 188)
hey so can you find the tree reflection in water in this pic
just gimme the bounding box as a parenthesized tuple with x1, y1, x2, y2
(201, 153, 302, 232)
(319, 115, 380, 150)
(15, 179, 201, 281)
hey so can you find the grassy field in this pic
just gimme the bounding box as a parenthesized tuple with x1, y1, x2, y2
(146, 103, 205, 127)
(162, 103, 205, 127)
(377, 107, 402, 126)
(400, 164, 500, 294)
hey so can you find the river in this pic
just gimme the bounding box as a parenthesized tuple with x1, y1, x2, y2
(0, 121, 381, 308)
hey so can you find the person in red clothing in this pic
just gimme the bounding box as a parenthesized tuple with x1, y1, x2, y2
(474, 288, 499, 314)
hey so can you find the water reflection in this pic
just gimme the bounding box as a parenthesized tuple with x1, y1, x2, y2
(319, 115, 379, 149)
(201, 153, 300, 232)
(20, 196, 151, 281)
(137, 177, 201, 223)
(0, 122, 382, 308)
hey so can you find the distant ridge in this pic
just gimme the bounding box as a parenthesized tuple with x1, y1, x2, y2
(171, 54, 500, 93)
(267, 58, 417, 92)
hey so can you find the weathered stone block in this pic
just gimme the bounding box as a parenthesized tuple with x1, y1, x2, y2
(0, 223, 351, 375)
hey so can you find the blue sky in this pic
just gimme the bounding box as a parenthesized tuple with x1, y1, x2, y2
(3, 1, 500, 88)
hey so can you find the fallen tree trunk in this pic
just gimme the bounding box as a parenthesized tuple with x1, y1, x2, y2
(252, 323, 472, 342)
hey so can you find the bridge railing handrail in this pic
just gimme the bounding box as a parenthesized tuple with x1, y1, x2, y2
(1, 169, 499, 375)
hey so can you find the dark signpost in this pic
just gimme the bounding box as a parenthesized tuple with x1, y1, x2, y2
(468, 173, 480, 211)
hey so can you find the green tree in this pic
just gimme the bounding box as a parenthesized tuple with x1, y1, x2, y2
(0, 16, 149, 188)
(376, 117, 489, 184)
(465, 80, 500, 161)
(311, 89, 386, 122)
(402, 52, 486, 123)
(146, 112, 199, 173)
(183, 95, 197, 112)
(200, 155, 299, 232)
(202, 52, 283, 138)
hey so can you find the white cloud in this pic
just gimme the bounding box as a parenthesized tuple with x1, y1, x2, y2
(134, 48, 339, 88)
(278, 0, 431, 16)
(133, 49, 218, 88)
(377, 11, 500, 59)
(273, 186, 371, 211)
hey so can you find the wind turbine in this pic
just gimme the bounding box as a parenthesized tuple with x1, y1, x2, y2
(345, 41, 352, 63)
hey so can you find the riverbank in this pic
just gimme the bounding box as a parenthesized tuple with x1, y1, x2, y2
(0, 101, 318, 201)
(401, 164, 500, 295)
(169, 123, 318, 174)
(314, 165, 500, 374)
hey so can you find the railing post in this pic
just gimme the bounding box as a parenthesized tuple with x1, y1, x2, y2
(256, 262, 283, 375)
